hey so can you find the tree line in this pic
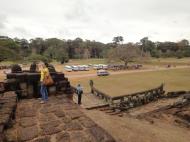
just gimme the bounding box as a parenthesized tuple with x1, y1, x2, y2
(0, 35, 190, 63)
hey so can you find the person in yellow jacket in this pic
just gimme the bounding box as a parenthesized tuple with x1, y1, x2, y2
(39, 62, 49, 103)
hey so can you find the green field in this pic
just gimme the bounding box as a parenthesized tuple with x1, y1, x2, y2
(70, 68, 190, 96)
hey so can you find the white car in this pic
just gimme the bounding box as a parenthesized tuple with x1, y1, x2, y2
(97, 70, 110, 76)
(64, 65, 72, 72)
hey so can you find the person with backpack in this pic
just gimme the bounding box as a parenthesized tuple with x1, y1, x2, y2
(76, 84, 83, 105)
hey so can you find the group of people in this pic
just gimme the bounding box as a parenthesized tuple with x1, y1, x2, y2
(38, 61, 83, 104)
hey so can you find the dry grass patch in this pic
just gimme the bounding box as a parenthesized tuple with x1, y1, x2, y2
(70, 68, 190, 97)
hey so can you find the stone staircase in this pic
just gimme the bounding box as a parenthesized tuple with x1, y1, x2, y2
(73, 93, 109, 109)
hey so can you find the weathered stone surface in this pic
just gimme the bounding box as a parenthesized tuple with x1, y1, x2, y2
(0, 91, 16, 140)
(62, 103, 78, 110)
(79, 117, 97, 128)
(0, 133, 5, 142)
(4, 127, 17, 142)
(0, 114, 9, 125)
(19, 117, 37, 127)
(54, 110, 65, 117)
(63, 120, 83, 131)
(18, 108, 36, 118)
(86, 126, 116, 142)
(31, 136, 51, 142)
(38, 114, 57, 123)
(4, 96, 115, 142)
(70, 131, 89, 142)
(18, 126, 38, 141)
(61, 116, 72, 123)
(66, 110, 83, 120)
(40, 120, 61, 135)
(56, 132, 70, 142)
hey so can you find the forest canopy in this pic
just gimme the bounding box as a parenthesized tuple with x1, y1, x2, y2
(0, 36, 190, 63)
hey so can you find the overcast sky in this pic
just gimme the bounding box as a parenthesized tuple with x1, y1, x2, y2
(0, 0, 190, 43)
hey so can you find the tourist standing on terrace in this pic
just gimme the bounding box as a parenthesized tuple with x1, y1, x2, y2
(76, 84, 83, 105)
(39, 62, 49, 103)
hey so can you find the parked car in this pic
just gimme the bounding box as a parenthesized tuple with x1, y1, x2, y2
(97, 70, 110, 76)
(64, 65, 72, 72)
(72, 65, 79, 71)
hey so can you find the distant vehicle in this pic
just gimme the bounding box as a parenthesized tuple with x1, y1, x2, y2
(93, 64, 106, 70)
(64, 65, 72, 72)
(97, 70, 110, 76)
(102, 64, 108, 70)
(72, 65, 79, 71)
(83, 65, 90, 71)
(88, 64, 93, 67)
(78, 65, 85, 71)
(93, 64, 99, 70)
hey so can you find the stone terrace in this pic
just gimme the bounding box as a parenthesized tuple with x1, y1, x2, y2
(4, 95, 115, 142)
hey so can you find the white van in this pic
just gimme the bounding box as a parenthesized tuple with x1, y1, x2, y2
(64, 65, 72, 72)
(72, 65, 79, 71)
(93, 64, 99, 70)
(78, 65, 85, 71)
(83, 65, 90, 71)
(102, 64, 108, 70)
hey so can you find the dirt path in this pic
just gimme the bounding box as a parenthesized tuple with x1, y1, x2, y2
(66, 66, 190, 79)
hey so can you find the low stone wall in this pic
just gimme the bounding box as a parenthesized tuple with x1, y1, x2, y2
(0, 91, 17, 141)
(0, 65, 11, 70)
(2, 71, 73, 99)
(91, 84, 165, 111)
(166, 91, 190, 98)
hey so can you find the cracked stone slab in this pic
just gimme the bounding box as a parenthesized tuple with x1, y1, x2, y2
(63, 120, 83, 131)
(18, 126, 39, 141)
(31, 136, 51, 142)
(78, 116, 97, 128)
(65, 110, 84, 120)
(56, 132, 70, 142)
(19, 117, 37, 127)
(85, 126, 116, 142)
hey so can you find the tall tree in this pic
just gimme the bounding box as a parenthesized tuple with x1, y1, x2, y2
(107, 43, 141, 66)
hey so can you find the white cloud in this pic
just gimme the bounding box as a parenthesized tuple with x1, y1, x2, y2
(0, 0, 190, 43)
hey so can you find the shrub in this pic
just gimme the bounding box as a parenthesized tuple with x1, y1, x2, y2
(0, 46, 21, 62)
(27, 54, 51, 63)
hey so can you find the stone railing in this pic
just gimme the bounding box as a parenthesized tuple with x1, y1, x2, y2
(91, 87, 112, 103)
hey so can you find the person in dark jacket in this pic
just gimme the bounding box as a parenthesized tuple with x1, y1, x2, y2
(76, 84, 83, 105)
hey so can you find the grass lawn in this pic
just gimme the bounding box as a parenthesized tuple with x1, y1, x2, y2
(140, 57, 190, 66)
(70, 68, 190, 97)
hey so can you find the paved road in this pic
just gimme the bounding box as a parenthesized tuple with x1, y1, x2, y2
(66, 66, 190, 79)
